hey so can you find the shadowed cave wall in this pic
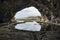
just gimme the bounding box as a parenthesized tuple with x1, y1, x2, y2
(0, 0, 60, 40)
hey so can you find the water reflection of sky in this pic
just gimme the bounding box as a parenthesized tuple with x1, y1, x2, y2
(15, 21, 41, 31)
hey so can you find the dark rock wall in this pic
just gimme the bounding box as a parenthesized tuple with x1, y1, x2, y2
(0, 0, 60, 22)
(0, 0, 60, 40)
(0, 0, 51, 23)
(0, 0, 33, 23)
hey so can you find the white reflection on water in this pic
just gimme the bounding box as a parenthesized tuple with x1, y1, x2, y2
(15, 21, 41, 31)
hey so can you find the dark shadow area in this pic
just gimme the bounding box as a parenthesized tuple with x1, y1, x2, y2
(0, 0, 60, 40)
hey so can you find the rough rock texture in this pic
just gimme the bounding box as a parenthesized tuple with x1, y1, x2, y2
(0, 0, 60, 23)
(0, 0, 60, 40)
